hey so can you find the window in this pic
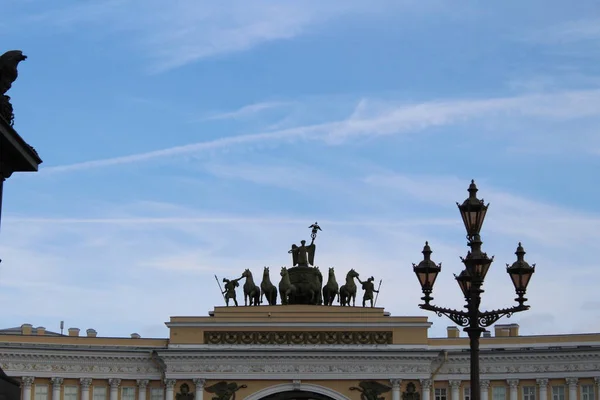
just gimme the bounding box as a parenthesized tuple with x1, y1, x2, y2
(65, 387, 78, 400)
(552, 386, 565, 400)
(35, 385, 49, 400)
(581, 385, 594, 400)
(464, 387, 471, 400)
(122, 388, 136, 400)
(492, 387, 507, 400)
(150, 388, 163, 400)
(523, 386, 536, 400)
(435, 388, 447, 400)
(93, 387, 107, 400)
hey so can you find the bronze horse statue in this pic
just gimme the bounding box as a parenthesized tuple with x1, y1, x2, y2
(260, 266, 278, 305)
(339, 269, 359, 306)
(279, 267, 297, 305)
(241, 269, 260, 306)
(322, 267, 339, 306)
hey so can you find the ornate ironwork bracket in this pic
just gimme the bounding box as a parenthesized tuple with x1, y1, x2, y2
(420, 303, 529, 328)
(419, 304, 469, 327)
(478, 305, 529, 327)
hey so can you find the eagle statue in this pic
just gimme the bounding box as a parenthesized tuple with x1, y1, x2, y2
(0, 50, 28, 126)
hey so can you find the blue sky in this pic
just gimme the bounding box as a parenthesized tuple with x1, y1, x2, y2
(1, 0, 600, 339)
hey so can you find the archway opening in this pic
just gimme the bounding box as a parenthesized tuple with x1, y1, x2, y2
(259, 390, 338, 400)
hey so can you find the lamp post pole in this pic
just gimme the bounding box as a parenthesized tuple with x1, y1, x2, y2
(412, 180, 536, 400)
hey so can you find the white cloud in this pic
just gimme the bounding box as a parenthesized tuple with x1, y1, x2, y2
(41, 89, 600, 173)
(201, 102, 290, 121)
(2, 171, 599, 338)
(16, 0, 405, 72)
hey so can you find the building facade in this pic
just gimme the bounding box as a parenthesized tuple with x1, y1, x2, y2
(1, 306, 599, 400)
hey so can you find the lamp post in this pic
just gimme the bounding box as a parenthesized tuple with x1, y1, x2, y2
(412, 180, 535, 400)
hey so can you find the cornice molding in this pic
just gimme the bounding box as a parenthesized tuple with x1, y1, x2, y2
(165, 322, 431, 328)
(1, 345, 600, 381)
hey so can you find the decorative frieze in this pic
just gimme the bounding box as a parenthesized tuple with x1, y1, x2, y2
(2, 344, 600, 381)
(0, 350, 160, 378)
(204, 331, 393, 345)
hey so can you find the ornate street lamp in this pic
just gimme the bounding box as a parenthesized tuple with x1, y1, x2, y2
(412, 242, 442, 305)
(413, 180, 535, 400)
(457, 180, 489, 240)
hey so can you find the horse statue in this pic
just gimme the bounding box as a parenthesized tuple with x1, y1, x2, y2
(315, 266, 324, 305)
(339, 269, 360, 306)
(260, 266, 278, 305)
(241, 269, 260, 306)
(322, 267, 339, 306)
(279, 267, 297, 305)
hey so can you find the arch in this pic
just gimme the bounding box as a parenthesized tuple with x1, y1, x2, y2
(243, 383, 351, 400)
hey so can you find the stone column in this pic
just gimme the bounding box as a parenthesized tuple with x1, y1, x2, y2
(80, 379, 92, 400)
(421, 379, 432, 400)
(137, 380, 149, 400)
(391, 379, 402, 400)
(109, 379, 121, 400)
(537, 379, 549, 400)
(508, 380, 519, 400)
(449, 381, 461, 400)
(51, 378, 64, 400)
(594, 378, 600, 400)
(566, 378, 578, 400)
(22, 377, 35, 400)
(480, 380, 490, 400)
(193, 379, 205, 400)
(165, 380, 176, 400)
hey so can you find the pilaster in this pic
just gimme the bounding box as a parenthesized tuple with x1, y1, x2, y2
(22, 377, 35, 400)
(193, 379, 205, 400)
(480, 380, 490, 400)
(137, 380, 149, 400)
(51, 378, 64, 400)
(507, 379, 519, 400)
(537, 379, 549, 400)
(391, 379, 402, 400)
(449, 380, 461, 400)
(421, 379, 432, 400)
(566, 378, 578, 400)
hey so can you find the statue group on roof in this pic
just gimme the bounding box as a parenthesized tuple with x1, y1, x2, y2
(218, 222, 382, 307)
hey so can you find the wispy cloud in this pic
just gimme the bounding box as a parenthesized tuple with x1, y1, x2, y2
(12, 0, 401, 73)
(524, 18, 600, 44)
(202, 101, 290, 121)
(42, 89, 600, 173)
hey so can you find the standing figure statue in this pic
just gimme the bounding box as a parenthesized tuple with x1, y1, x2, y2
(222, 276, 243, 307)
(358, 276, 380, 308)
